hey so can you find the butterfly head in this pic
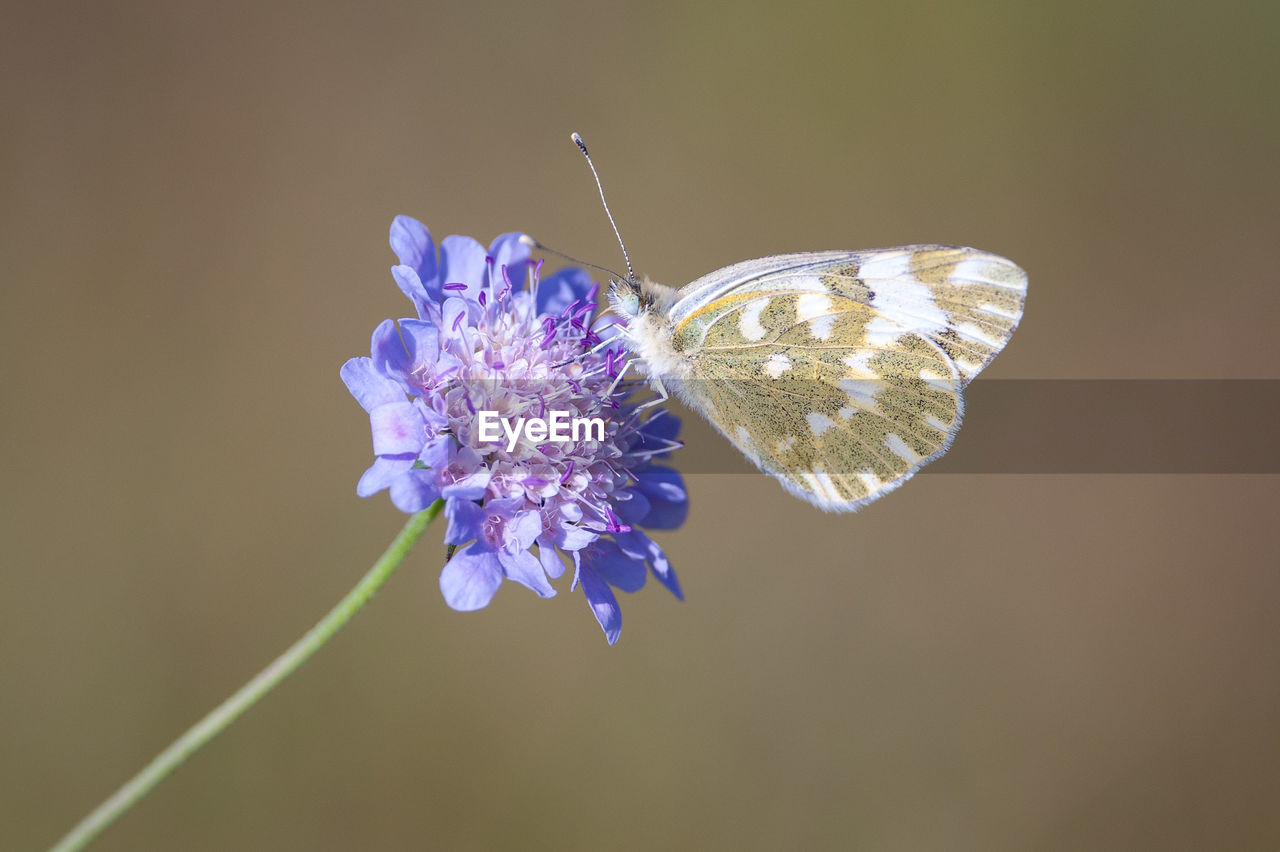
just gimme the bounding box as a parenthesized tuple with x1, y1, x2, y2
(607, 275, 645, 321)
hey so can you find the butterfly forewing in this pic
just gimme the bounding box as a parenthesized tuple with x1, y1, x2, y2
(670, 246, 1026, 381)
(845, 246, 1026, 384)
(661, 246, 1025, 511)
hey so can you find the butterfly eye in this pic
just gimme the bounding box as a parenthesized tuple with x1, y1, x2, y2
(609, 283, 642, 318)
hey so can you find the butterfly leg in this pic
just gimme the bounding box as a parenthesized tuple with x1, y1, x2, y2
(635, 374, 669, 412)
(604, 358, 633, 399)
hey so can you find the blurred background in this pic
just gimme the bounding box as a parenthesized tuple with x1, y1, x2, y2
(4, 1, 1279, 849)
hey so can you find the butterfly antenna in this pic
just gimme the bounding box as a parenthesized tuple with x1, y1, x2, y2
(517, 235, 623, 281)
(572, 132, 635, 282)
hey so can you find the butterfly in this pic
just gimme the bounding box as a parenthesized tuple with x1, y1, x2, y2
(560, 134, 1026, 512)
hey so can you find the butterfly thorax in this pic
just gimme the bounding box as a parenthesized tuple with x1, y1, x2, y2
(608, 276, 690, 382)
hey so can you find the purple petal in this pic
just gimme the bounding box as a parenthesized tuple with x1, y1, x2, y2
(388, 469, 442, 512)
(535, 266, 596, 317)
(422, 441, 491, 500)
(398, 319, 440, 366)
(444, 499, 488, 547)
(636, 413, 682, 461)
(635, 467, 686, 503)
(413, 398, 449, 435)
(371, 318, 411, 380)
(634, 466, 689, 529)
(418, 435, 452, 470)
(439, 235, 488, 301)
(616, 530, 683, 600)
(369, 401, 424, 456)
(340, 357, 405, 412)
(583, 539, 646, 593)
(441, 297, 471, 338)
(554, 522, 597, 552)
(391, 265, 439, 317)
(613, 488, 652, 525)
(492, 494, 527, 511)
(487, 232, 531, 294)
(482, 494, 526, 518)
(356, 455, 415, 497)
(537, 540, 567, 579)
(390, 215, 438, 281)
(507, 510, 543, 551)
(499, 547, 555, 598)
(645, 540, 682, 600)
(578, 564, 623, 644)
(441, 470, 490, 500)
(611, 529, 647, 561)
(439, 547, 504, 611)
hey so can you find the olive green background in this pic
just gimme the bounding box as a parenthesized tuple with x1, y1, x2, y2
(4, 1, 1279, 849)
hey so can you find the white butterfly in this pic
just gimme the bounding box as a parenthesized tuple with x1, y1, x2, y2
(552, 134, 1027, 512)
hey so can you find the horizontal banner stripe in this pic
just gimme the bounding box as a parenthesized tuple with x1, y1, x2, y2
(668, 380, 1280, 474)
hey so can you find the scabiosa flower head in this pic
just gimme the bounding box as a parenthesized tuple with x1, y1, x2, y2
(341, 216, 687, 643)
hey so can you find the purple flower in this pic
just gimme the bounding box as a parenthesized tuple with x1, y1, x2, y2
(342, 216, 687, 643)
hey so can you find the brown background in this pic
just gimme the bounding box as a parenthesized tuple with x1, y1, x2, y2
(5, 1, 1279, 850)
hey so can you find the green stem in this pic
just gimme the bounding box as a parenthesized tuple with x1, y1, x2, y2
(48, 500, 445, 852)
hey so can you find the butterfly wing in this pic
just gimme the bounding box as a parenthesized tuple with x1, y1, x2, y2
(665, 246, 1026, 511)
